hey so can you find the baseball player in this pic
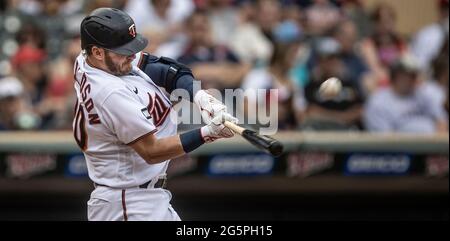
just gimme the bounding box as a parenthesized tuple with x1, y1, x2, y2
(73, 8, 237, 221)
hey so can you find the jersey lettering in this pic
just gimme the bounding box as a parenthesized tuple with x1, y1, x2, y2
(88, 114, 101, 125)
(147, 93, 170, 127)
(73, 72, 101, 151)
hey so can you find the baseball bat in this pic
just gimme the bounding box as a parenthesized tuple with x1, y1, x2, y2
(224, 121, 284, 157)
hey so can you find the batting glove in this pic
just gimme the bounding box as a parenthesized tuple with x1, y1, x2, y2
(194, 90, 230, 125)
(200, 112, 238, 143)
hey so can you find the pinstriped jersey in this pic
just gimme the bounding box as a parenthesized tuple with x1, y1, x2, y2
(72, 52, 177, 188)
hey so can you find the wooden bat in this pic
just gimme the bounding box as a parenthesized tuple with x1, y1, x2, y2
(224, 121, 284, 157)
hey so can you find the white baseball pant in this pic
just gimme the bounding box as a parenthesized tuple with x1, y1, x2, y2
(87, 185, 181, 221)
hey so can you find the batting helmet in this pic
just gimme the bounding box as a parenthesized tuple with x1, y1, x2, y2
(80, 8, 148, 56)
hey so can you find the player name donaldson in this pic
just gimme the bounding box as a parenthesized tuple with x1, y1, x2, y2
(176, 225, 273, 239)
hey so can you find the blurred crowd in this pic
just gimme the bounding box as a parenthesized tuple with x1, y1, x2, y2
(0, 0, 448, 133)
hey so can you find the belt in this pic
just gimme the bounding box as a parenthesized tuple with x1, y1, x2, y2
(94, 176, 167, 189)
(139, 177, 167, 189)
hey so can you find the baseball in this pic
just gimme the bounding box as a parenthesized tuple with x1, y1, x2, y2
(319, 77, 342, 98)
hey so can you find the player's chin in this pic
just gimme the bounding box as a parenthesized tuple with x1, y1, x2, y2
(118, 64, 132, 75)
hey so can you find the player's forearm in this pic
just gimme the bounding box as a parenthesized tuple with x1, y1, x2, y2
(131, 129, 206, 164)
(148, 137, 187, 163)
(132, 135, 185, 164)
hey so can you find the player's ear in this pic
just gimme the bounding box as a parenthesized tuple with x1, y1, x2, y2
(91, 46, 104, 60)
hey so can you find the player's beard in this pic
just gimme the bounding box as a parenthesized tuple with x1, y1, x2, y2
(104, 52, 133, 76)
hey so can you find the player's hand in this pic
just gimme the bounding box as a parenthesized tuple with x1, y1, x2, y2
(200, 112, 238, 143)
(194, 90, 229, 124)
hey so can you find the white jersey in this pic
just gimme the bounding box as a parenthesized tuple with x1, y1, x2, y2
(72, 52, 177, 188)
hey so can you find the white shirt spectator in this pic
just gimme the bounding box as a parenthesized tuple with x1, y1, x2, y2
(153, 35, 187, 59)
(0, 76, 23, 99)
(229, 23, 273, 65)
(208, 7, 238, 45)
(364, 87, 448, 133)
(410, 18, 449, 72)
(124, 0, 194, 32)
(421, 80, 447, 109)
(242, 68, 306, 113)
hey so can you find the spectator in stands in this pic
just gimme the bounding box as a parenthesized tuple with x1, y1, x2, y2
(302, 38, 365, 131)
(421, 54, 449, 117)
(0, 76, 39, 130)
(124, 0, 194, 32)
(273, 3, 303, 44)
(15, 23, 46, 50)
(305, 0, 341, 36)
(10, 45, 57, 129)
(34, 0, 70, 59)
(0, 1, 28, 73)
(339, 0, 371, 39)
(242, 41, 306, 130)
(58, 0, 87, 16)
(14, 0, 87, 16)
(205, 0, 239, 45)
(411, 0, 449, 72)
(46, 35, 81, 129)
(278, 3, 309, 89)
(369, 3, 407, 67)
(255, 0, 282, 43)
(11, 45, 47, 104)
(332, 19, 371, 92)
(360, 3, 407, 89)
(177, 10, 250, 89)
(364, 56, 448, 133)
(282, 2, 306, 32)
(0, 0, 447, 135)
(125, 0, 188, 57)
(15, 0, 44, 15)
(228, 0, 273, 66)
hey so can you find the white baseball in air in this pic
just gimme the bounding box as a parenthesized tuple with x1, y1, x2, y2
(319, 77, 342, 98)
